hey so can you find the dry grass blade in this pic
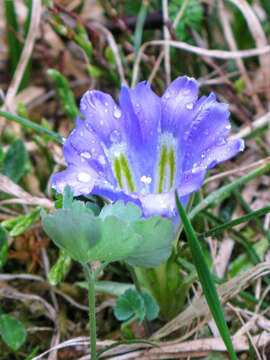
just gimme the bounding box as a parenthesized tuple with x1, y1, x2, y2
(0, 283, 57, 321)
(227, 0, 270, 102)
(3, 0, 42, 111)
(151, 261, 270, 339)
(218, 0, 263, 113)
(0, 174, 54, 209)
(132, 40, 270, 87)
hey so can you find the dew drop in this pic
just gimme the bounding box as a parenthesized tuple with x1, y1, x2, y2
(217, 137, 226, 145)
(105, 102, 109, 107)
(225, 124, 231, 130)
(110, 130, 121, 143)
(113, 107, 122, 118)
(104, 108, 108, 113)
(77, 172, 91, 182)
(186, 103, 193, 110)
(98, 154, 106, 165)
(140, 175, 152, 184)
(100, 120, 104, 125)
(80, 131, 84, 136)
(201, 151, 206, 159)
(81, 152, 91, 159)
(164, 91, 171, 99)
(204, 129, 209, 136)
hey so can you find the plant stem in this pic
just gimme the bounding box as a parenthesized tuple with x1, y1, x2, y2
(0, 109, 63, 143)
(83, 264, 97, 360)
(127, 264, 152, 337)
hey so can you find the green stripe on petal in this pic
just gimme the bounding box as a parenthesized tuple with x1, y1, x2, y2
(158, 145, 176, 193)
(169, 149, 175, 188)
(114, 158, 123, 189)
(120, 154, 135, 192)
(158, 145, 167, 193)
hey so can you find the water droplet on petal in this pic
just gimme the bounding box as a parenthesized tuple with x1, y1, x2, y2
(100, 120, 104, 125)
(201, 151, 206, 159)
(113, 107, 122, 118)
(98, 154, 106, 165)
(81, 102, 86, 111)
(186, 103, 193, 110)
(110, 130, 121, 143)
(77, 172, 91, 182)
(164, 91, 171, 99)
(81, 152, 91, 159)
(105, 102, 109, 107)
(80, 131, 84, 136)
(225, 124, 231, 130)
(140, 175, 152, 184)
(217, 137, 226, 145)
(104, 108, 108, 113)
(203, 129, 209, 136)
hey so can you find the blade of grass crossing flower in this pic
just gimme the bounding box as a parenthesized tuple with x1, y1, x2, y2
(175, 191, 237, 360)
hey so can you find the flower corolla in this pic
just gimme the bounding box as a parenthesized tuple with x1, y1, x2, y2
(52, 76, 244, 217)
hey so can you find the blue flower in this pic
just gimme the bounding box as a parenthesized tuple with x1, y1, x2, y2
(52, 76, 244, 218)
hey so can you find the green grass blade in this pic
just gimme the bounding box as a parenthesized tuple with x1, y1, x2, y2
(175, 191, 237, 360)
(189, 161, 270, 221)
(200, 205, 270, 238)
(134, 1, 148, 59)
(0, 110, 63, 144)
(202, 210, 261, 267)
(4, 0, 22, 76)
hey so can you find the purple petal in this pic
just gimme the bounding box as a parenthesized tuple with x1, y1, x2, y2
(181, 93, 233, 171)
(80, 90, 124, 148)
(198, 139, 244, 170)
(140, 191, 177, 218)
(119, 82, 161, 192)
(51, 165, 97, 196)
(161, 76, 199, 136)
(63, 118, 116, 185)
(177, 169, 207, 196)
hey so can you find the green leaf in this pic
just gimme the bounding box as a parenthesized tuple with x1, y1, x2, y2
(142, 293, 159, 321)
(114, 289, 145, 324)
(0, 315, 26, 351)
(49, 250, 72, 285)
(99, 201, 142, 223)
(2, 139, 28, 182)
(124, 217, 174, 268)
(175, 191, 237, 360)
(0, 226, 8, 269)
(42, 201, 101, 264)
(88, 216, 141, 263)
(63, 185, 73, 209)
(47, 69, 81, 124)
